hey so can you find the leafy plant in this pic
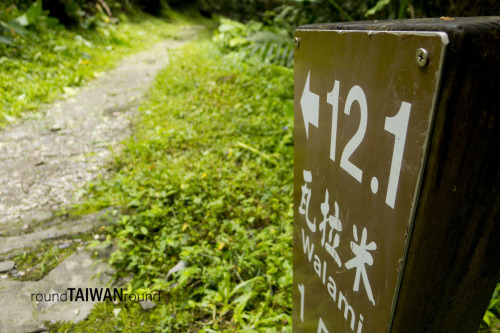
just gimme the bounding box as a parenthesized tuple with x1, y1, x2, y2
(364, 0, 390, 17)
(213, 18, 293, 67)
(480, 282, 500, 332)
(13, 0, 43, 27)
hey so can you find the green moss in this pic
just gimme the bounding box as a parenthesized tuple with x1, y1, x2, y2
(46, 300, 168, 333)
(11, 230, 105, 281)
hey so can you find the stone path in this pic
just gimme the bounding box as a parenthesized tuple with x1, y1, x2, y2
(0, 244, 115, 333)
(0, 209, 114, 258)
(0, 25, 200, 332)
(0, 26, 198, 224)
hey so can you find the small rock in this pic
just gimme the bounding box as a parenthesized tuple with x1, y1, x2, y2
(0, 260, 16, 273)
(166, 260, 188, 281)
(30, 326, 48, 333)
(58, 243, 70, 249)
(50, 124, 62, 132)
(112, 308, 122, 318)
(1, 274, 7, 279)
(140, 300, 157, 311)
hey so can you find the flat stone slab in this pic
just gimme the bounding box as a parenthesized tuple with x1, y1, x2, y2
(0, 25, 201, 333)
(0, 247, 114, 333)
(0, 209, 54, 237)
(0, 260, 15, 273)
(140, 299, 157, 311)
(0, 210, 114, 257)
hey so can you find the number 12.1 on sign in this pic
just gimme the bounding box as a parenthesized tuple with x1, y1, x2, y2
(326, 80, 411, 209)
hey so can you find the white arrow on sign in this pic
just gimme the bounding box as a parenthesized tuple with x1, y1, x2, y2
(300, 71, 320, 139)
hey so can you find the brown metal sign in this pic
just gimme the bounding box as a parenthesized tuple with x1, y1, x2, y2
(293, 30, 448, 332)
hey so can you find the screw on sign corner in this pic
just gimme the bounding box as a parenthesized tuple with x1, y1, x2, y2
(295, 37, 301, 47)
(416, 48, 428, 67)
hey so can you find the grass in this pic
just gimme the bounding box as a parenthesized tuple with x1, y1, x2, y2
(45, 300, 170, 333)
(58, 40, 294, 332)
(0, 6, 211, 127)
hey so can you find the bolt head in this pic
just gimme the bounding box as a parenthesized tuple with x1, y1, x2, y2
(294, 37, 301, 47)
(416, 48, 428, 67)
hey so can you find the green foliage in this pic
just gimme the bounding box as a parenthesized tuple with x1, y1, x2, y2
(1, 1, 46, 46)
(209, 0, 378, 26)
(78, 41, 293, 331)
(214, 18, 293, 67)
(0, 5, 189, 126)
(46, 300, 172, 332)
(198, 0, 284, 22)
(364, 0, 390, 17)
(204, 0, 500, 33)
(480, 283, 500, 332)
(13, 0, 43, 27)
(1, 0, 174, 32)
(2, 0, 112, 29)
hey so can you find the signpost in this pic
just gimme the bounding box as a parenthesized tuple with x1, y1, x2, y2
(293, 17, 500, 333)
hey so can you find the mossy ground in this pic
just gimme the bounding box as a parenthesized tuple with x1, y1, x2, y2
(10, 229, 106, 281)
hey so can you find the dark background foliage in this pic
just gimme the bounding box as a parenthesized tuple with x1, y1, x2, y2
(3, 0, 499, 31)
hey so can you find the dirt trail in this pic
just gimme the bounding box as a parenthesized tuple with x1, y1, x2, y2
(0, 26, 198, 226)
